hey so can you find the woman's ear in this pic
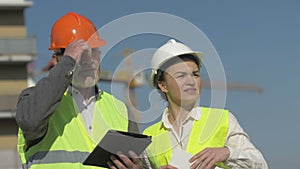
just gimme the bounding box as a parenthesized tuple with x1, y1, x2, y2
(158, 81, 168, 93)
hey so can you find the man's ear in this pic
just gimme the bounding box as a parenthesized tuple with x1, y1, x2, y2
(158, 81, 168, 93)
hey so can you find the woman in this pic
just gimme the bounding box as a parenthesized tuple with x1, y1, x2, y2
(144, 39, 268, 169)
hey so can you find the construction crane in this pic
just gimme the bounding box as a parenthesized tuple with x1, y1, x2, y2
(30, 48, 264, 123)
(30, 48, 263, 101)
(108, 48, 264, 92)
(99, 48, 264, 127)
(201, 81, 263, 93)
(100, 48, 144, 107)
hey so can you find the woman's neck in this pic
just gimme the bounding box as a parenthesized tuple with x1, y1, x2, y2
(167, 102, 194, 125)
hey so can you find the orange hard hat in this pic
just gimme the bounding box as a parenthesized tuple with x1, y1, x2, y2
(49, 12, 106, 50)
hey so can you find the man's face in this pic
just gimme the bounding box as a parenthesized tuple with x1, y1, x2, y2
(72, 48, 101, 88)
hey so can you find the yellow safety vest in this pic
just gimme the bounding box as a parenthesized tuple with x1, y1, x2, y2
(143, 107, 230, 169)
(17, 91, 128, 169)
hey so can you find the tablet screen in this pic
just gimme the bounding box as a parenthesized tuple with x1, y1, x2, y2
(83, 130, 152, 168)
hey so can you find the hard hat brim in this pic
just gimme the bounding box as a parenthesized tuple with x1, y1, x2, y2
(88, 39, 107, 48)
(150, 51, 203, 88)
(48, 38, 106, 50)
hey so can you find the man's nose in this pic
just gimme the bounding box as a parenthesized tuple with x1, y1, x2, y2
(80, 50, 93, 64)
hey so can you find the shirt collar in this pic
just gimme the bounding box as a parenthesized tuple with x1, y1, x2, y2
(67, 85, 102, 106)
(161, 106, 202, 129)
(67, 85, 102, 97)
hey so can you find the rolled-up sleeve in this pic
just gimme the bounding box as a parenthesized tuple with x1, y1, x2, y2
(225, 112, 268, 169)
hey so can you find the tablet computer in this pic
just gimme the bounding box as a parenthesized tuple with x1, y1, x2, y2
(83, 130, 152, 168)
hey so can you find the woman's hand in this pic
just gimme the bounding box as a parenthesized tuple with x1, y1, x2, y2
(189, 147, 229, 169)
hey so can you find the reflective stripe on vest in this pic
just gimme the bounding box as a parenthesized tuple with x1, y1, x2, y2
(144, 107, 229, 169)
(18, 91, 128, 169)
(23, 150, 89, 169)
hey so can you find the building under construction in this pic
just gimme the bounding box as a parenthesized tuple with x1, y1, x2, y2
(0, 0, 35, 168)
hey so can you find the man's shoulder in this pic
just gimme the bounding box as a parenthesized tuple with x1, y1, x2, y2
(99, 90, 123, 102)
(143, 121, 164, 136)
(96, 90, 127, 111)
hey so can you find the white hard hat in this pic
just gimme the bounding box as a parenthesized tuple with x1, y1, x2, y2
(150, 39, 203, 88)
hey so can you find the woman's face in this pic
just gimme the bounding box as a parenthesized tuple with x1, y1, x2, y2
(158, 59, 201, 107)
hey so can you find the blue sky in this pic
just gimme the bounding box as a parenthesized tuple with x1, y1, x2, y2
(25, 0, 300, 168)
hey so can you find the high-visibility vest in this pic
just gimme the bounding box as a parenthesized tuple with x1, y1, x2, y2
(17, 91, 128, 169)
(143, 107, 230, 169)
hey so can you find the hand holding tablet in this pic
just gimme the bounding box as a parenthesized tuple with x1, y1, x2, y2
(83, 130, 152, 168)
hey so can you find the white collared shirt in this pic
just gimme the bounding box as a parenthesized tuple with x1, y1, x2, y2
(160, 107, 269, 169)
(161, 107, 201, 150)
(68, 86, 101, 134)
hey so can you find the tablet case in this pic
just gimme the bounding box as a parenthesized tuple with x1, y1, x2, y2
(83, 130, 152, 168)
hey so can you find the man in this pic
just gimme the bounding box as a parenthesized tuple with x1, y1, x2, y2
(16, 12, 144, 169)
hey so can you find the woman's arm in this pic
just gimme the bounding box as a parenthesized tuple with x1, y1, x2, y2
(225, 112, 268, 169)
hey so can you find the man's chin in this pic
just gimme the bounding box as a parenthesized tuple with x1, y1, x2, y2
(72, 83, 93, 89)
(72, 77, 97, 88)
(85, 77, 97, 87)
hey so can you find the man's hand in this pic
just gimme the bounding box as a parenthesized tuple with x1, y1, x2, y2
(108, 151, 143, 169)
(189, 147, 230, 169)
(64, 39, 91, 62)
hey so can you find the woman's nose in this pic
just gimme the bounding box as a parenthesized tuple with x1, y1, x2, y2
(186, 74, 196, 85)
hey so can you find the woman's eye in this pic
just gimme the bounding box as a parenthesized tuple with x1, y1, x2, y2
(176, 74, 185, 78)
